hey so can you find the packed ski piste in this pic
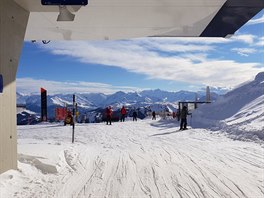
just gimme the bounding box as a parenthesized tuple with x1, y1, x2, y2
(0, 73, 264, 198)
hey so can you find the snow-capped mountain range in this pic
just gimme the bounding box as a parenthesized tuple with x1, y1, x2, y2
(17, 89, 217, 116)
(17, 72, 264, 134)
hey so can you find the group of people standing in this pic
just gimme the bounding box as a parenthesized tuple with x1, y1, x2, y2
(105, 106, 138, 125)
(105, 105, 191, 130)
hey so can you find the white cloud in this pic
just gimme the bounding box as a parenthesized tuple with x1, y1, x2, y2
(198, 86, 232, 95)
(231, 48, 257, 56)
(16, 78, 143, 95)
(144, 42, 214, 53)
(143, 37, 230, 44)
(256, 37, 264, 46)
(38, 38, 263, 89)
(247, 14, 264, 25)
(231, 34, 256, 44)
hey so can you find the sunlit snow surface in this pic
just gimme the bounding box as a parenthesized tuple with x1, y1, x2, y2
(191, 72, 264, 142)
(0, 119, 263, 198)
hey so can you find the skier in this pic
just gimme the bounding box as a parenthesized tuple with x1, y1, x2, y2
(179, 106, 190, 130)
(152, 111, 156, 120)
(105, 106, 112, 125)
(132, 110, 137, 121)
(120, 106, 127, 122)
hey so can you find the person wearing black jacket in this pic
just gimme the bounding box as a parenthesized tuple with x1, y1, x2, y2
(180, 106, 189, 130)
(132, 110, 137, 121)
(152, 111, 156, 120)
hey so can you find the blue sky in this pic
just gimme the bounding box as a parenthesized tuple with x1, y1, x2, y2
(17, 10, 264, 95)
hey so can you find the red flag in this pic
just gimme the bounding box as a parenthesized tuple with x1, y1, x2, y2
(40, 87, 46, 93)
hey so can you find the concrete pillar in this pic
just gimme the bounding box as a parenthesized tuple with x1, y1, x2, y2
(0, 0, 29, 174)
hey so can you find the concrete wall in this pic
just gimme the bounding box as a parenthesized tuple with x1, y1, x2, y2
(0, 0, 29, 174)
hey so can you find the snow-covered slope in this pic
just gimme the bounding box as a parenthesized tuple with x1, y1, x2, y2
(191, 72, 264, 141)
(222, 94, 264, 141)
(224, 95, 264, 131)
(0, 120, 263, 198)
(3, 72, 264, 196)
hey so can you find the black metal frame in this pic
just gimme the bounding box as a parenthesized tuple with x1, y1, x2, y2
(41, 0, 88, 6)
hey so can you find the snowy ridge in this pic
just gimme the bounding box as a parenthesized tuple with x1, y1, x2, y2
(51, 96, 71, 106)
(222, 95, 264, 141)
(191, 72, 264, 142)
(16, 89, 215, 124)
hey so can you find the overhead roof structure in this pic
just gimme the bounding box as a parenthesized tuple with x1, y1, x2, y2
(15, 0, 264, 40)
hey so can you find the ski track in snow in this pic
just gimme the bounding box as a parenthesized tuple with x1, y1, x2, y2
(1, 120, 264, 198)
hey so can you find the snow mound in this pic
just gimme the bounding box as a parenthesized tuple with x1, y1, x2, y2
(221, 95, 264, 141)
(191, 72, 264, 142)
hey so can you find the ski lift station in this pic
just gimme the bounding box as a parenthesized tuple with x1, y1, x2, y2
(0, 0, 263, 174)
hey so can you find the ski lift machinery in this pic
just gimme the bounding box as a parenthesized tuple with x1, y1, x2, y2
(41, 0, 88, 21)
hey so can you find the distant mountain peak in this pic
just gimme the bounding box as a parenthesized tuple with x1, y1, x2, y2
(255, 72, 264, 82)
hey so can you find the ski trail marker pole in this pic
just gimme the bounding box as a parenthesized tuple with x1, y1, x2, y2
(72, 94, 75, 143)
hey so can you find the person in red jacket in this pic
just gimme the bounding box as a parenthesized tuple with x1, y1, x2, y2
(120, 106, 127, 122)
(106, 106, 113, 125)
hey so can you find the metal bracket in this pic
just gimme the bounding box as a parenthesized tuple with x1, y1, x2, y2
(0, 74, 3, 93)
